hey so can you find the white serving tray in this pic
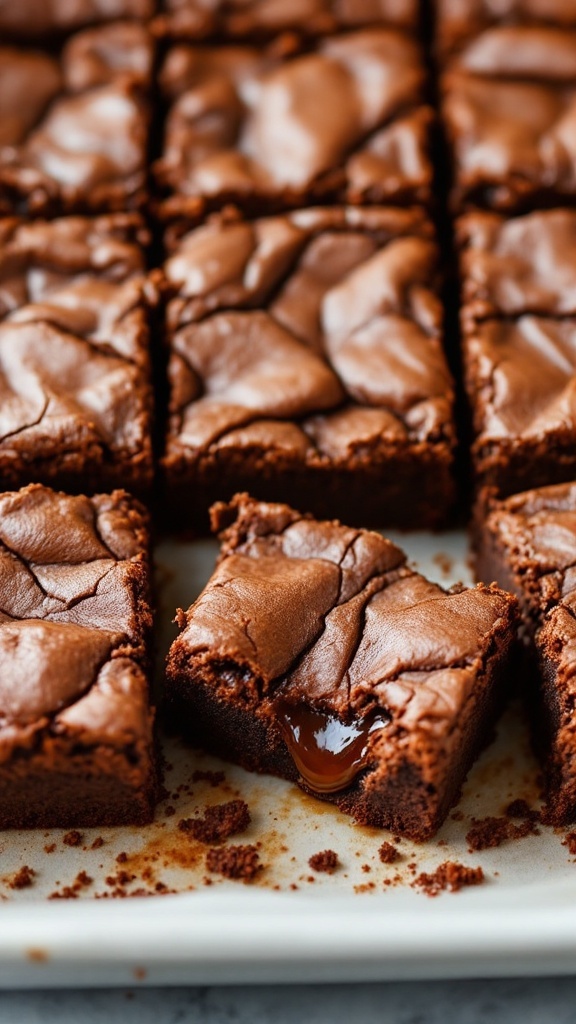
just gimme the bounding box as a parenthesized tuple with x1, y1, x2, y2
(2, 530, 576, 988)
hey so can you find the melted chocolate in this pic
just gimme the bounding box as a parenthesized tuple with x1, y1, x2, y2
(275, 701, 389, 794)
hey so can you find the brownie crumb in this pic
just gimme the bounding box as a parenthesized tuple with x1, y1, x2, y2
(62, 830, 83, 847)
(91, 838, 104, 850)
(308, 850, 339, 874)
(116, 852, 128, 864)
(9, 866, 36, 890)
(44, 843, 56, 854)
(75, 871, 93, 888)
(178, 800, 251, 844)
(378, 842, 400, 865)
(206, 844, 263, 881)
(413, 861, 484, 897)
(192, 770, 225, 787)
(562, 831, 576, 855)
(466, 813, 539, 851)
(505, 799, 540, 822)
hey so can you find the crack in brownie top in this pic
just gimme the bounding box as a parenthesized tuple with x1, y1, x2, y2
(163, 208, 454, 461)
(0, 22, 153, 215)
(0, 0, 154, 38)
(154, 29, 432, 210)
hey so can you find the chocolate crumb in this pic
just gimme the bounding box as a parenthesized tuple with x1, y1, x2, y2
(466, 813, 539, 851)
(413, 861, 484, 897)
(62, 830, 83, 847)
(308, 849, 339, 874)
(9, 865, 36, 890)
(75, 871, 93, 888)
(91, 837, 104, 850)
(116, 852, 128, 864)
(206, 844, 262, 881)
(192, 770, 225, 787)
(378, 842, 399, 864)
(505, 799, 540, 822)
(562, 831, 576, 855)
(44, 843, 56, 854)
(178, 800, 251, 844)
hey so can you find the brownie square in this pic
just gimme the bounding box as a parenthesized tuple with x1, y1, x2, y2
(0, 483, 156, 827)
(436, 0, 576, 57)
(456, 209, 576, 324)
(0, 22, 153, 215)
(441, 26, 576, 212)
(160, 206, 456, 530)
(463, 317, 576, 496)
(154, 30, 434, 218)
(475, 482, 576, 824)
(0, 0, 155, 39)
(166, 494, 519, 839)
(0, 213, 154, 496)
(154, 0, 420, 41)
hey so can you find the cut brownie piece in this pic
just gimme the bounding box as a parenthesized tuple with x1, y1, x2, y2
(160, 206, 456, 530)
(166, 494, 519, 839)
(0, 213, 154, 495)
(0, 483, 156, 827)
(475, 482, 576, 824)
(0, 0, 155, 39)
(0, 22, 153, 215)
(463, 317, 576, 496)
(154, 0, 420, 41)
(436, 0, 576, 58)
(441, 26, 576, 212)
(154, 30, 434, 218)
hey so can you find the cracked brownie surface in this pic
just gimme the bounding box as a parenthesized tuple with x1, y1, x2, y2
(154, 30, 433, 217)
(161, 207, 455, 529)
(436, 0, 576, 57)
(0, 0, 154, 39)
(166, 494, 518, 838)
(0, 483, 156, 827)
(0, 213, 153, 495)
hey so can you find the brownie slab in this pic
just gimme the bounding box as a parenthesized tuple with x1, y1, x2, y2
(436, 0, 576, 57)
(441, 26, 576, 212)
(0, 22, 153, 215)
(0, 483, 156, 827)
(154, 0, 420, 41)
(0, 213, 154, 495)
(154, 30, 434, 218)
(166, 494, 519, 839)
(160, 206, 456, 530)
(475, 482, 576, 824)
(0, 0, 155, 39)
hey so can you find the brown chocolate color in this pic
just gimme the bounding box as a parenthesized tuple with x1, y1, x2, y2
(0, 483, 156, 827)
(161, 207, 456, 530)
(442, 26, 576, 213)
(0, 213, 154, 495)
(475, 481, 576, 825)
(0, 0, 155, 39)
(436, 0, 576, 58)
(165, 494, 519, 840)
(154, 30, 433, 217)
(154, 0, 420, 41)
(0, 22, 153, 215)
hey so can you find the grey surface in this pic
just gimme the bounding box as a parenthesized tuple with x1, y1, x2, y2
(0, 980, 574, 1023)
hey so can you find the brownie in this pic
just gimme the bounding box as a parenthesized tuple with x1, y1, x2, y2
(0, 22, 153, 215)
(165, 494, 519, 839)
(0, 213, 154, 496)
(0, 483, 156, 827)
(160, 206, 456, 530)
(436, 0, 576, 57)
(441, 26, 576, 213)
(154, 30, 434, 218)
(474, 482, 576, 824)
(0, 0, 155, 39)
(154, 0, 420, 41)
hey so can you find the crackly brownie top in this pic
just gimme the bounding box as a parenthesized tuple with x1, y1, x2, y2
(483, 482, 576, 616)
(164, 208, 454, 461)
(157, 0, 419, 39)
(457, 210, 576, 321)
(437, 1, 576, 55)
(465, 317, 576, 447)
(0, 23, 152, 213)
(0, 0, 154, 38)
(0, 484, 152, 754)
(0, 214, 152, 470)
(172, 494, 515, 735)
(155, 30, 431, 206)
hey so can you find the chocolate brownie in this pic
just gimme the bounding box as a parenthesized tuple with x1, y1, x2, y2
(160, 206, 456, 530)
(0, 213, 154, 495)
(0, 0, 155, 39)
(0, 22, 153, 215)
(436, 0, 576, 57)
(154, 0, 420, 41)
(154, 30, 434, 218)
(165, 494, 519, 839)
(475, 482, 576, 824)
(441, 26, 576, 212)
(0, 483, 156, 827)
